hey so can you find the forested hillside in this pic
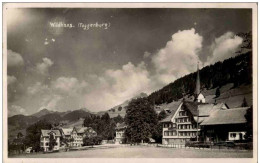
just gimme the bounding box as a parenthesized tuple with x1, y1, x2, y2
(147, 51, 252, 105)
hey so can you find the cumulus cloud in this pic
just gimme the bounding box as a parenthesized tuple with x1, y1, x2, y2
(7, 50, 24, 67)
(206, 32, 243, 64)
(84, 62, 152, 110)
(51, 77, 88, 95)
(152, 28, 203, 85)
(8, 104, 26, 117)
(26, 77, 89, 111)
(35, 57, 54, 75)
(7, 75, 17, 85)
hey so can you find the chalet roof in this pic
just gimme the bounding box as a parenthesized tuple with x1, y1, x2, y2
(61, 128, 73, 136)
(198, 103, 228, 117)
(183, 101, 198, 116)
(41, 129, 61, 137)
(75, 127, 90, 134)
(200, 107, 249, 126)
(160, 102, 181, 123)
(115, 122, 127, 129)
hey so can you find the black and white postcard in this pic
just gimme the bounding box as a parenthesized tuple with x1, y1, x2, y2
(2, 3, 257, 163)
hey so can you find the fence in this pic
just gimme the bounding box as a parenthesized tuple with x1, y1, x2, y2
(140, 142, 253, 151)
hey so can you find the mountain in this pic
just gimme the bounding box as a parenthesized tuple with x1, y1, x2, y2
(31, 108, 54, 118)
(61, 109, 92, 122)
(8, 114, 38, 141)
(8, 108, 93, 141)
(98, 92, 148, 118)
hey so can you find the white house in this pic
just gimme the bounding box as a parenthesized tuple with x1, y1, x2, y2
(40, 130, 61, 152)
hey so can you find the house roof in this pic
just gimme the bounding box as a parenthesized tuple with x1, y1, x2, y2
(75, 127, 89, 134)
(41, 130, 61, 137)
(183, 101, 199, 116)
(198, 103, 228, 117)
(115, 122, 127, 129)
(61, 128, 73, 136)
(160, 102, 182, 123)
(200, 107, 249, 126)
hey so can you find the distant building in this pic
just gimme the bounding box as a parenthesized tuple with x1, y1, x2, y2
(60, 127, 97, 147)
(40, 130, 61, 152)
(115, 122, 127, 144)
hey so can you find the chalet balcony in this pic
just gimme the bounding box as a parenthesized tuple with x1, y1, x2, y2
(167, 127, 177, 131)
(176, 122, 192, 124)
(177, 128, 199, 131)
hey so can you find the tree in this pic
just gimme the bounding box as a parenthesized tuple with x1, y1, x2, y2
(48, 134, 57, 151)
(118, 106, 123, 111)
(17, 132, 24, 139)
(113, 114, 124, 124)
(158, 110, 167, 121)
(215, 87, 220, 98)
(244, 106, 253, 141)
(24, 120, 52, 152)
(125, 98, 158, 143)
(241, 97, 249, 107)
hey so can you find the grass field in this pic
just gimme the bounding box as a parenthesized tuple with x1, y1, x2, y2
(10, 145, 253, 158)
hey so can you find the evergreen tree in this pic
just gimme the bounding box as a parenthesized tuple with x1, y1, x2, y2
(215, 87, 220, 98)
(48, 134, 57, 151)
(241, 97, 249, 107)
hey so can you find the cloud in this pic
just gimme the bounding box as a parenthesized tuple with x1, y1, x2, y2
(40, 94, 63, 111)
(27, 82, 49, 95)
(8, 105, 26, 117)
(152, 28, 203, 85)
(143, 51, 151, 58)
(51, 77, 88, 95)
(7, 75, 17, 85)
(206, 32, 243, 64)
(7, 50, 24, 67)
(25, 77, 89, 111)
(84, 62, 152, 110)
(35, 57, 54, 75)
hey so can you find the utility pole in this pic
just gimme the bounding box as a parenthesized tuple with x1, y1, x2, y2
(196, 108, 199, 142)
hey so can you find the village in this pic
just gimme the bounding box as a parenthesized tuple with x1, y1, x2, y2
(9, 63, 253, 158)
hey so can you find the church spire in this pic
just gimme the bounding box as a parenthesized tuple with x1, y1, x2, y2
(195, 62, 200, 96)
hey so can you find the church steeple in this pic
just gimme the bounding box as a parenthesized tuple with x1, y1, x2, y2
(195, 62, 200, 96)
(194, 62, 205, 103)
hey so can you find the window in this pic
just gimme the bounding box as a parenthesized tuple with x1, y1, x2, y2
(169, 131, 173, 136)
(169, 123, 172, 128)
(164, 131, 169, 136)
(230, 133, 237, 138)
(46, 142, 49, 146)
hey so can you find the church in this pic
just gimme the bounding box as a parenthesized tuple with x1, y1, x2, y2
(161, 64, 250, 145)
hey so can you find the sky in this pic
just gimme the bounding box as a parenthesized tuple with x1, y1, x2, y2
(6, 8, 252, 116)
